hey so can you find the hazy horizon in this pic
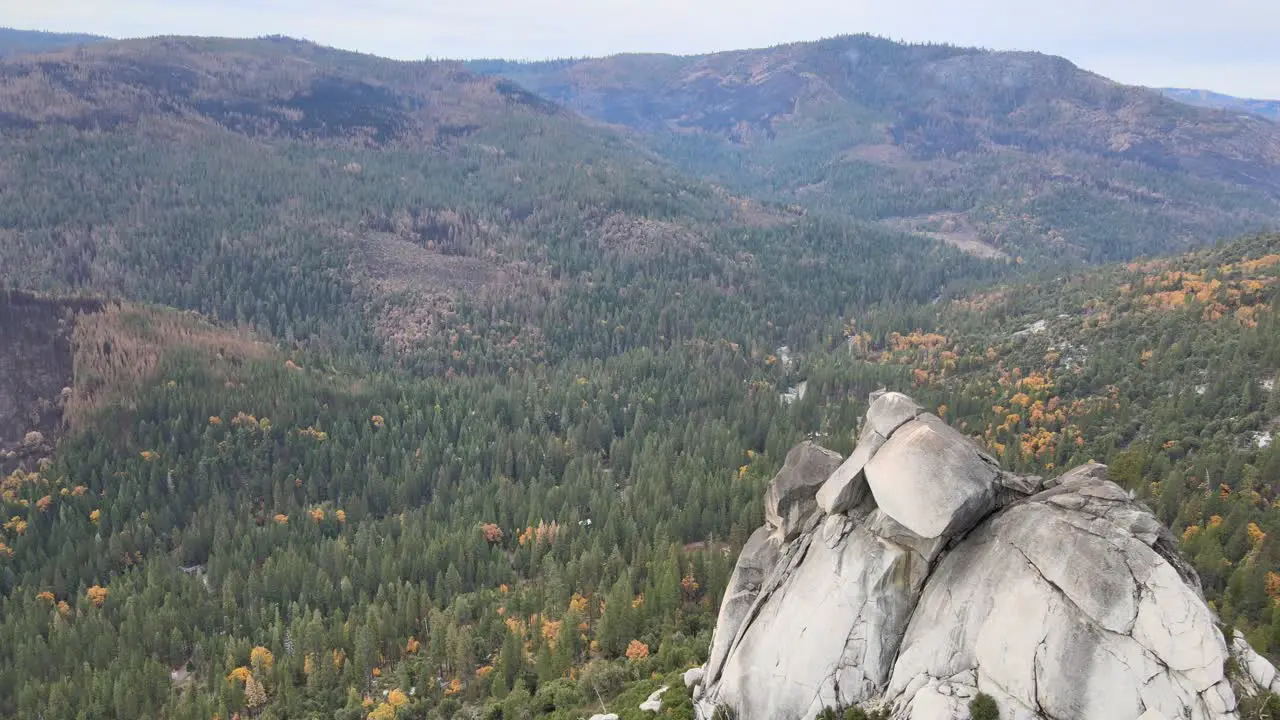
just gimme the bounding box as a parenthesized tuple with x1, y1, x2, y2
(5, 0, 1280, 98)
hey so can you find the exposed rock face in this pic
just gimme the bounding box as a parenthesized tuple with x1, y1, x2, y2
(816, 422, 882, 515)
(697, 392, 1266, 720)
(1233, 631, 1280, 696)
(864, 414, 1000, 538)
(639, 686, 669, 713)
(764, 441, 844, 540)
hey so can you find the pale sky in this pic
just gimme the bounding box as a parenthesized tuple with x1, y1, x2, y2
(5, 0, 1280, 98)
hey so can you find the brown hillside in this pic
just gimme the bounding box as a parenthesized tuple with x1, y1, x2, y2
(0, 291, 270, 473)
(0, 292, 102, 473)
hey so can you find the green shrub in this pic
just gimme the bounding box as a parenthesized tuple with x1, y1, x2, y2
(969, 692, 1000, 720)
(1239, 691, 1280, 720)
(578, 659, 630, 701)
(534, 678, 586, 714)
(817, 705, 889, 720)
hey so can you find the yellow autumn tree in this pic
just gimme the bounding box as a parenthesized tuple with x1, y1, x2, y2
(1267, 572, 1280, 606)
(86, 585, 108, 607)
(387, 689, 409, 707)
(250, 646, 274, 670)
(368, 702, 396, 720)
(1248, 522, 1267, 547)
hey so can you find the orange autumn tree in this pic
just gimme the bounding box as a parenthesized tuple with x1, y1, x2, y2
(86, 585, 108, 607)
(625, 639, 649, 660)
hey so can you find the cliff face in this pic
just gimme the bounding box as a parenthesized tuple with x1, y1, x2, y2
(0, 292, 102, 474)
(687, 391, 1279, 720)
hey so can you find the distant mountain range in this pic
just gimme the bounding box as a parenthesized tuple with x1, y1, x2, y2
(0, 27, 1279, 278)
(1161, 87, 1280, 122)
(472, 36, 1280, 262)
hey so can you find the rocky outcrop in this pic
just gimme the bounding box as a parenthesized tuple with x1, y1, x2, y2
(764, 442, 844, 540)
(864, 414, 1000, 538)
(640, 686, 669, 713)
(696, 391, 1267, 720)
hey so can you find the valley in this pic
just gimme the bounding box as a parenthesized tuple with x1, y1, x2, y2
(0, 26, 1278, 720)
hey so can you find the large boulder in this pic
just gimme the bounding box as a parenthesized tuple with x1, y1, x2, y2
(865, 391, 925, 437)
(640, 686, 669, 713)
(764, 441, 844, 540)
(695, 391, 1261, 720)
(864, 414, 1000, 539)
(1233, 631, 1280, 695)
(816, 423, 884, 515)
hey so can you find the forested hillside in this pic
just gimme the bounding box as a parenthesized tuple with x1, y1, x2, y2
(473, 35, 1280, 263)
(849, 233, 1280, 656)
(0, 35, 999, 369)
(5, 231, 1280, 718)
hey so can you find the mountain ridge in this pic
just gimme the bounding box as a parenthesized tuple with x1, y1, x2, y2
(1162, 87, 1280, 122)
(471, 34, 1280, 262)
(0, 27, 109, 57)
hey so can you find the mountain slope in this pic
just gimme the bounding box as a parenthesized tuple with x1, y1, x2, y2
(0, 36, 999, 369)
(0, 28, 107, 57)
(840, 232, 1280, 657)
(1163, 88, 1280, 122)
(473, 35, 1280, 262)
